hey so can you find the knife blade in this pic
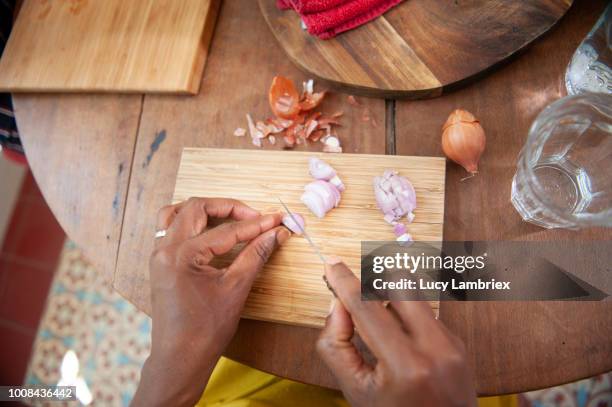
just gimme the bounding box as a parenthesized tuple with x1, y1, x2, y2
(278, 198, 337, 297)
(277, 198, 326, 264)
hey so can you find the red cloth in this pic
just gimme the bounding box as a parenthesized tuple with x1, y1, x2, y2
(277, 0, 403, 39)
(277, 0, 351, 14)
(2, 147, 27, 166)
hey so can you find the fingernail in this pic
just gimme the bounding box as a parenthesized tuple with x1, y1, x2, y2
(323, 275, 337, 297)
(276, 228, 291, 245)
(327, 298, 336, 316)
(325, 255, 343, 265)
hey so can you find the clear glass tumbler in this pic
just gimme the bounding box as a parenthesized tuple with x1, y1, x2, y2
(511, 93, 612, 229)
(565, 3, 611, 95)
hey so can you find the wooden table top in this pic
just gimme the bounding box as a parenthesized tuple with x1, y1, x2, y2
(13, 0, 611, 396)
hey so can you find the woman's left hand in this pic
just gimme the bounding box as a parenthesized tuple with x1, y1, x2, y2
(132, 197, 290, 407)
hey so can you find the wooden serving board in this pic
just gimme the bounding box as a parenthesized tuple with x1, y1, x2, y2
(173, 148, 445, 328)
(0, 0, 220, 94)
(259, 0, 573, 98)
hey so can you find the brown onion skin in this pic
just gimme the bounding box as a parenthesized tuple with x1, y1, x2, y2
(442, 109, 486, 174)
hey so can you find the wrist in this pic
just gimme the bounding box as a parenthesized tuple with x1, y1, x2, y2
(132, 353, 216, 407)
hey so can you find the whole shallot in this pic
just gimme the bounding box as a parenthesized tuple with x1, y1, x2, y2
(442, 109, 486, 179)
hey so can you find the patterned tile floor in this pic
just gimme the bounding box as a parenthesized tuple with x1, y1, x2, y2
(25, 242, 151, 406)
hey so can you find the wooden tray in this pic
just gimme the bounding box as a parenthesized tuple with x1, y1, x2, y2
(259, 0, 573, 98)
(173, 148, 445, 327)
(0, 0, 220, 94)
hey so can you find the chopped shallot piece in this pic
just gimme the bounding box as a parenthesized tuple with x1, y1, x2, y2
(347, 95, 360, 106)
(233, 127, 246, 137)
(393, 223, 407, 237)
(322, 135, 343, 153)
(396, 233, 413, 246)
(362, 108, 371, 122)
(324, 136, 340, 148)
(406, 212, 415, 223)
(303, 79, 314, 95)
(383, 213, 396, 225)
(282, 212, 305, 235)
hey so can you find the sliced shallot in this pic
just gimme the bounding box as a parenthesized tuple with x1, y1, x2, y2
(301, 180, 341, 218)
(282, 212, 305, 235)
(309, 157, 345, 191)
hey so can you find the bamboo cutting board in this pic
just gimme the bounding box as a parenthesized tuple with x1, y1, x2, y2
(0, 0, 220, 94)
(259, 0, 573, 98)
(173, 148, 445, 327)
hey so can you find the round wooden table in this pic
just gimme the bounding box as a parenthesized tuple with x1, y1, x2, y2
(13, 0, 611, 395)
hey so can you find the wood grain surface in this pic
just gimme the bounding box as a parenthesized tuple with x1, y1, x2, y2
(0, 0, 220, 94)
(12, 0, 611, 396)
(259, 0, 573, 98)
(394, 0, 612, 395)
(12, 94, 142, 280)
(173, 148, 444, 327)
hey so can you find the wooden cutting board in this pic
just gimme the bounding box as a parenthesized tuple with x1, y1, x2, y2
(0, 0, 220, 94)
(259, 0, 573, 98)
(173, 148, 445, 327)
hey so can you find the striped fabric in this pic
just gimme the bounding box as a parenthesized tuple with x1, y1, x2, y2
(0, 0, 23, 157)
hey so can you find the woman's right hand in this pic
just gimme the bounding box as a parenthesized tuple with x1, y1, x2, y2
(317, 257, 477, 407)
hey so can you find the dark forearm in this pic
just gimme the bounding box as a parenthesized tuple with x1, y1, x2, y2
(131, 353, 216, 407)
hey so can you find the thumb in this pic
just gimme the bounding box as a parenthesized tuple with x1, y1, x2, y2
(226, 226, 290, 286)
(316, 298, 373, 389)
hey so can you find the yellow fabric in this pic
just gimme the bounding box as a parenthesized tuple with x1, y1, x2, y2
(478, 395, 518, 407)
(197, 357, 517, 407)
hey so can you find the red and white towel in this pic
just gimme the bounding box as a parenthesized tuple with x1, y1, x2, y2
(277, 0, 404, 39)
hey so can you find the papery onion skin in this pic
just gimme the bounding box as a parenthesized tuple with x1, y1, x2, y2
(282, 212, 305, 235)
(269, 76, 300, 119)
(442, 109, 486, 175)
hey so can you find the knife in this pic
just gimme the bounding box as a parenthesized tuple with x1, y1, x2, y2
(277, 198, 336, 295)
(278, 197, 326, 264)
